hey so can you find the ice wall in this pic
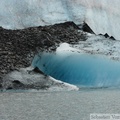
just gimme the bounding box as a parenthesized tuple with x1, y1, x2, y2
(0, 0, 120, 39)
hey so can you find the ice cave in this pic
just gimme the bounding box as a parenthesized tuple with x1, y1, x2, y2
(32, 52, 120, 88)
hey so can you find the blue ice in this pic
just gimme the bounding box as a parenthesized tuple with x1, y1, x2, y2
(32, 52, 120, 88)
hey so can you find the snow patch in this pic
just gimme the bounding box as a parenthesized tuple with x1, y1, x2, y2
(56, 34, 120, 61)
(56, 43, 82, 56)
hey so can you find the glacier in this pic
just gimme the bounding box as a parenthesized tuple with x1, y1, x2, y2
(0, 0, 120, 39)
(1, 1, 120, 119)
(1, 0, 120, 90)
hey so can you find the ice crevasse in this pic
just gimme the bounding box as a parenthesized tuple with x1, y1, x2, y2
(0, 0, 120, 39)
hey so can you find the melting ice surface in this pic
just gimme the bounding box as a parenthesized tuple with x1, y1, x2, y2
(32, 52, 120, 88)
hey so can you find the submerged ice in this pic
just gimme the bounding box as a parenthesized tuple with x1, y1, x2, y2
(32, 52, 120, 88)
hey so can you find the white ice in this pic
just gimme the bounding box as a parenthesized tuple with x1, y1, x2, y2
(56, 33, 120, 61)
(2, 66, 79, 91)
(0, 0, 120, 39)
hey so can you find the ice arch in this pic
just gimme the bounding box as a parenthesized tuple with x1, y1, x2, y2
(32, 52, 120, 88)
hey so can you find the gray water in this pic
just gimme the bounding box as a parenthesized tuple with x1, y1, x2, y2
(0, 89, 120, 120)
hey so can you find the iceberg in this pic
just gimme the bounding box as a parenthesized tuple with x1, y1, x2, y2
(32, 50, 120, 88)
